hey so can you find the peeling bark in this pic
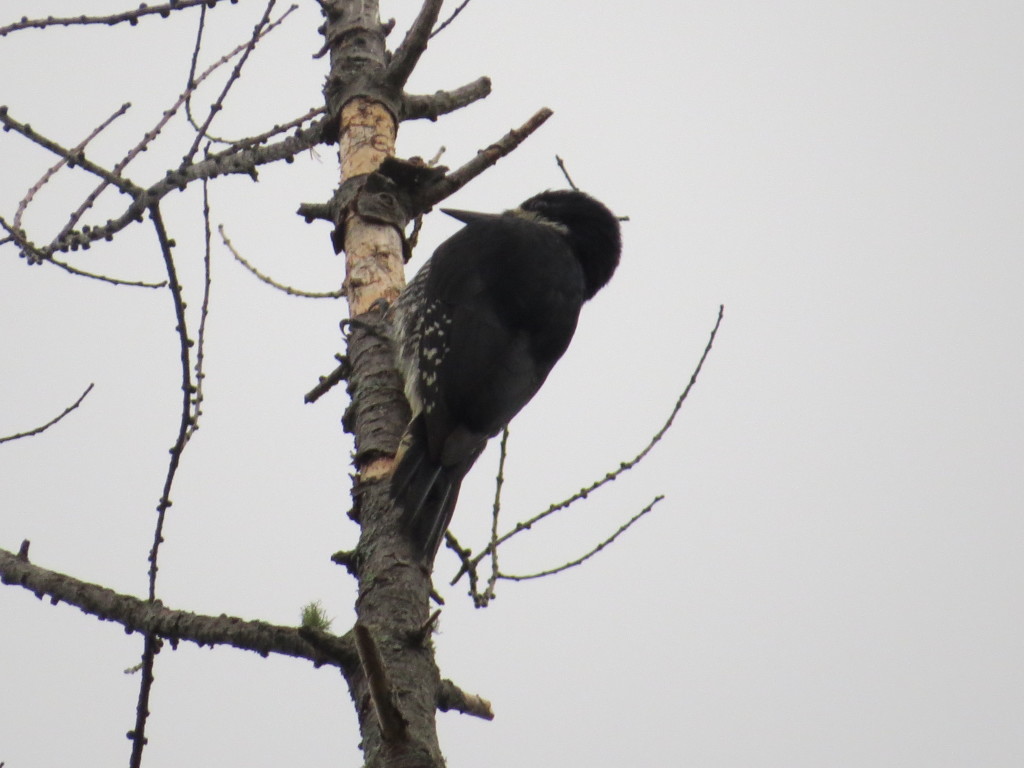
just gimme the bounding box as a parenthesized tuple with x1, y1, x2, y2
(325, 2, 447, 765)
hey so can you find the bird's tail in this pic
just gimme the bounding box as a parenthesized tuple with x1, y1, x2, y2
(391, 417, 465, 563)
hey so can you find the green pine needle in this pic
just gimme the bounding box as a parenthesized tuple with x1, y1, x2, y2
(300, 600, 333, 631)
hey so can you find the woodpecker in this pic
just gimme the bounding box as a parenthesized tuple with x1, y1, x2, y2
(390, 189, 622, 562)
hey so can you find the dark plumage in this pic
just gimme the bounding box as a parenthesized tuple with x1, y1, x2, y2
(390, 189, 622, 562)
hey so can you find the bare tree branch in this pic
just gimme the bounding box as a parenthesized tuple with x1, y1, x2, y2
(128, 633, 159, 768)
(495, 305, 723, 548)
(125, 204, 201, 766)
(2, 112, 327, 261)
(430, 0, 473, 38)
(45, 254, 167, 288)
(0, 215, 43, 262)
(444, 531, 482, 599)
(147, 204, 196, 600)
(415, 107, 553, 210)
(554, 155, 630, 222)
(0, 384, 94, 445)
(386, 0, 444, 89)
(188, 181, 215, 441)
(0, 106, 142, 195)
(555, 154, 579, 191)
(57, 5, 298, 248)
(402, 76, 492, 121)
(0, 545, 357, 670)
(451, 305, 725, 588)
(437, 678, 493, 720)
(183, 3, 211, 139)
(181, 1, 296, 167)
(304, 355, 350, 404)
(219, 224, 344, 298)
(15, 102, 132, 230)
(0, 9, 308, 270)
(482, 427, 511, 605)
(0, 0, 233, 37)
(499, 496, 663, 581)
(213, 106, 326, 156)
(299, 105, 547, 225)
(297, 106, 555, 225)
(1, 215, 165, 285)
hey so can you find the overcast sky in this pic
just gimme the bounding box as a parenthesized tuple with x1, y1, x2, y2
(2, 1, 1022, 766)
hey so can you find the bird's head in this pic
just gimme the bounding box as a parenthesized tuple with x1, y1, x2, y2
(517, 189, 622, 300)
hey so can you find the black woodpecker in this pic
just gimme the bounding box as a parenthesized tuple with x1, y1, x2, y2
(389, 189, 622, 562)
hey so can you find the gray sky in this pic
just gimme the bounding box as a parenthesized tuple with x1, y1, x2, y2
(2, 1, 1022, 766)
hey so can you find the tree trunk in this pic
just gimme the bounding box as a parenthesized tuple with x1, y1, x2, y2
(326, 2, 445, 765)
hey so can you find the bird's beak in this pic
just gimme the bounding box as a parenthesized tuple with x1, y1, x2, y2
(441, 208, 499, 225)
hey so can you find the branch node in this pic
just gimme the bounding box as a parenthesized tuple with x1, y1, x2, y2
(437, 678, 494, 720)
(410, 609, 441, 647)
(330, 548, 359, 576)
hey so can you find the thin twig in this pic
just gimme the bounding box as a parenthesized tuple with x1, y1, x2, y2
(554, 156, 629, 221)
(15, 103, 132, 230)
(215, 106, 326, 157)
(0, 215, 42, 262)
(127, 634, 160, 768)
(147, 204, 195, 600)
(430, 0, 473, 38)
(46, 255, 167, 288)
(427, 146, 447, 166)
(499, 496, 663, 581)
(0, 384, 95, 445)
(181, 1, 294, 167)
(128, 204, 197, 768)
(554, 155, 579, 191)
(183, 3, 209, 138)
(304, 358, 350, 404)
(0, 0, 226, 36)
(1, 216, 164, 286)
(482, 427, 510, 604)
(42, 6, 292, 247)
(496, 305, 723, 547)
(56, 5, 297, 246)
(453, 305, 725, 584)
(0, 107, 141, 196)
(187, 180, 214, 440)
(46, 115, 327, 257)
(444, 532, 480, 597)
(218, 224, 344, 298)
